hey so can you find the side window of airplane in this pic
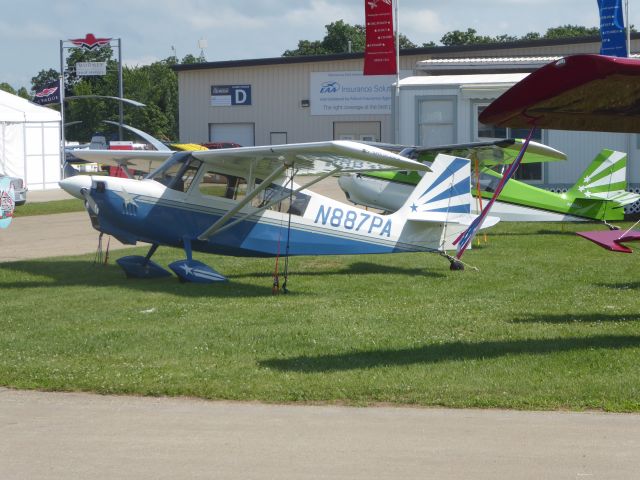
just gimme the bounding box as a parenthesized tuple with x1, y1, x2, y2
(149, 154, 202, 193)
(175, 160, 202, 193)
(251, 183, 310, 216)
(198, 168, 247, 201)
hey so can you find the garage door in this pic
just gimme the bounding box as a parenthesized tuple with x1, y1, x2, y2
(209, 123, 255, 147)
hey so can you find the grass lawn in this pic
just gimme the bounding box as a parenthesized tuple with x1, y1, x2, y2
(14, 199, 85, 217)
(0, 221, 638, 411)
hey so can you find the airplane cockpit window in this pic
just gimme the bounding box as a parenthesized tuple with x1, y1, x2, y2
(198, 168, 248, 201)
(148, 152, 202, 192)
(251, 183, 310, 216)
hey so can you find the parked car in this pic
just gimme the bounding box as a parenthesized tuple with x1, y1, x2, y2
(0, 175, 27, 206)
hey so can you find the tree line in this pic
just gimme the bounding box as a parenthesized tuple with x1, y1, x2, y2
(0, 22, 611, 143)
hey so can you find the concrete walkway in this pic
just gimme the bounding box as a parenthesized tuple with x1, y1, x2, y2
(1, 388, 639, 480)
(0, 211, 128, 262)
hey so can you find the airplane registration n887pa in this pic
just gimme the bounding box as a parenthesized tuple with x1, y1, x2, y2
(61, 141, 499, 283)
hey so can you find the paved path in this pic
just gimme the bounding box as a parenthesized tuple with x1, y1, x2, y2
(2, 187, 640, 479)
(1, 388, 639, 480)
(0, 211, 129, 262)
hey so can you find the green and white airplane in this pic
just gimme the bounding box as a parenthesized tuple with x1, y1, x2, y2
(338, 140, 639, 223)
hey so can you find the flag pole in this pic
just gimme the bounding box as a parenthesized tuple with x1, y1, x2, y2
(394, 0, 400, 143)
(626, 0, 631, 56)
(396, 0, 400, 92)
(59, 40, 66, 180)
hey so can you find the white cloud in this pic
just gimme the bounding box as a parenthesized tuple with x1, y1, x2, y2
(398, 9, 443, 43)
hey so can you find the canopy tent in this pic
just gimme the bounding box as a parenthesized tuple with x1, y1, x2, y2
(0, 90, 61, 190)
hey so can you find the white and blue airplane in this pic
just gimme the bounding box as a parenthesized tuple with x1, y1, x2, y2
(60, 141, 499, 283)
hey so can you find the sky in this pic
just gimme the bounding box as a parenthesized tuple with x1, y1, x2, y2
(0, 0, 626, 91)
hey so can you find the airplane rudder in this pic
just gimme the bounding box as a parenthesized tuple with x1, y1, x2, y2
(569, 149, 627, 196)
(399, 154, 471, 214)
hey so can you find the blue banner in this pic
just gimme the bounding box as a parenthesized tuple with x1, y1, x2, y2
(598, 0, 628, 57)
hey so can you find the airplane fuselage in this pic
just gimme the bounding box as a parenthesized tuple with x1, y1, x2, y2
(338, 169, 627, 222)
(85, 176, 459, 258)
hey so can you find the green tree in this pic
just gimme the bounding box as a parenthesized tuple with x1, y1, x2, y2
(544, 24, 600, 39)
(181, 54, 204, 65)
(284, 21, 355, 55)
(31, 68, 59, 95)
(17, 87, 30, 100)
(322, 20, 366, 53)
(283, 20, 420, 56)
(440, 28, 493, 46)
(0, 82, 17, 95)
(283, 39, 327, 56)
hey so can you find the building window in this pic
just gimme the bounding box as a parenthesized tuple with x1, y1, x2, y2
(475, 104, 543, 182)
(418, 98, 456, 147)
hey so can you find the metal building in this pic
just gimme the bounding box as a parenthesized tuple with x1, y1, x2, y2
(173, 35, 640, 203)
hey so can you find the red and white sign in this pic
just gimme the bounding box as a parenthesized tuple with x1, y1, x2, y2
(364, 0, 396, 76)
(69, 33, 112, 50)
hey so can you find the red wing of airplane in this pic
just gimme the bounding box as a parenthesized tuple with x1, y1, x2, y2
(479, 54, 640, 133)
(479, 54, 640, 253)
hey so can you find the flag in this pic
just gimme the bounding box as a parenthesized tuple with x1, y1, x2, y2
(364, 0, 397, 75)
(598, 0, 628, 57)
(33, 80, 60, 105)
(453, 128, 536, 259)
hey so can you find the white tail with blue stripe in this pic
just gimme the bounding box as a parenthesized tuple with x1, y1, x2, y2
(399, 154, 483, 226)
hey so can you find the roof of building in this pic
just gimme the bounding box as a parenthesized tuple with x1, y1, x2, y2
(399, 72, 529, 87)
(416, 56, 560, 71)
(172, 34, 621, 72)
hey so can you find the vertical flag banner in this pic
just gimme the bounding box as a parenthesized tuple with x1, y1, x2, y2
(33, 80, 61, 105)
(364, 0, 397, 75)
(598, 0, 628, 57)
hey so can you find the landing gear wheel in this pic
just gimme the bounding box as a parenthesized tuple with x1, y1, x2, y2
(449, 260, 464, 271)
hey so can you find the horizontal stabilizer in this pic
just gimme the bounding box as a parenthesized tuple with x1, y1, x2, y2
(407, 212, 500, 228)
(577, 229, 640, 253)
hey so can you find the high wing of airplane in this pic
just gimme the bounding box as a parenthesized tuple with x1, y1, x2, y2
(0, 177, 15, 229)
(339, 144, 638, 222)
(362, 138, 565, 165)
(59, 140, 500, 282)
(477, 54, 640, 253)
(479, 54, 640, 133)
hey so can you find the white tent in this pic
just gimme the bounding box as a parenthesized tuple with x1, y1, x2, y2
(0, 90, 61, 190)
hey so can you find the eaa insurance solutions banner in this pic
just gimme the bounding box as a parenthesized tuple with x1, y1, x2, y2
(310, 71, 396, 116)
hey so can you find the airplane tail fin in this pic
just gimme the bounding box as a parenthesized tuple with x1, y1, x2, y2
(397, 154, 475, 223)
(567, 149, 639, 206)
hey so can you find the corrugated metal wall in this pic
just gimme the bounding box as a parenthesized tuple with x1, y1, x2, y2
(178, 56, 423, 146)
(177, 39, 640, 189)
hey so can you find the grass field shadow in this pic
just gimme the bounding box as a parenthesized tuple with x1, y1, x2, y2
(0, 260, 271, 298)
(260, 335, 640, 372)
(511, 313, 640, 323)
(597, 281, 640, 290)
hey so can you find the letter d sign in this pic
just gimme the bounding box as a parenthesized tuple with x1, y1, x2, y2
(231, 85, 251, 105)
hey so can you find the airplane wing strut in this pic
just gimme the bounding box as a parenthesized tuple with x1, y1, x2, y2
(206, 167, 343, 238)
(197, 162, 289, 240)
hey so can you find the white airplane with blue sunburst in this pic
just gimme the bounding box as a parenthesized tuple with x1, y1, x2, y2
(60, 140, 499, 283)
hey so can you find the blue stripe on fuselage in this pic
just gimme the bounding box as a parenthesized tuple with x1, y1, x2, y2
(91, 189, 429, 256)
